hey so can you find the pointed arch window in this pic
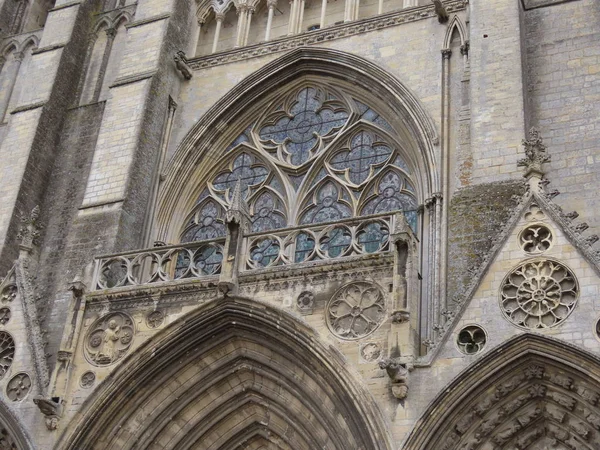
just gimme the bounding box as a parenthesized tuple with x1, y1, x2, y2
(180, 82, 419, 245)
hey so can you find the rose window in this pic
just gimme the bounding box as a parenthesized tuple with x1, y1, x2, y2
(326, 282, 386, 340)
(500, 259, 579, 329)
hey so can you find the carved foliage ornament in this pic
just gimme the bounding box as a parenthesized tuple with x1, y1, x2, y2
(500, 259, 578, 329)
(0, 285, 16, 303)
(80, 371, 95, 388)
(0, 332, 15, 379)
(0, 308, 10, 325)
(0, 428, 17, 450)
(85, 312, 134, 366)
(326, 282, 385, 340)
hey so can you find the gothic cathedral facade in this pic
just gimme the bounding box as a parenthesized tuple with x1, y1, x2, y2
(0, 0, 599, 448)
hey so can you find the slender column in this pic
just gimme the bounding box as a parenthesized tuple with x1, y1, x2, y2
(377, 0, 383, 14)
(265, 0, 276, 41)
(0, 56, 6, 75)
(0, 51, 23, 122)
(235, 5, 248, 47)
(244, 8, 253, 45)
(211, 14, 224, 53)
(439, 48, 452, 319)
(298, 0, 305, 31)
(92, 27, 117, 103)
(194, 20, 204, 56)
(319, 0, 326, 28)
(288, 0, 298, 35)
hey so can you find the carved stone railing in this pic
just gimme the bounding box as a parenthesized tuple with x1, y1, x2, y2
(93, 239, 225, 290)
(244, 213, 396, 269)
(92, 213, 398, 291)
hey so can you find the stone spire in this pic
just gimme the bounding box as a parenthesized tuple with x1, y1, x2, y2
(17, 205, 42, 256)
(518, 127, 551, 192)
(225, 179, 251, 226)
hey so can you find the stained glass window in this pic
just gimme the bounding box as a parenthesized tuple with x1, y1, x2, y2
(259, 87, 349, 166)
(181, 83, 421, 244)
(251, 191, 286, 232)
(213, 153, 268, 199)
(181, 200, 226, 243)
(330, 131, 393, 185)
(300, 181, 352, 225)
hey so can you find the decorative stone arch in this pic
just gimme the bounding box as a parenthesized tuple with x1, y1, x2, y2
(56, 297, 394, 450)
(156, 47, 439, 243)
(443, 14, 467, 49)
(403, 333, 600, 450)
(17, 35, 38, 53)
(0, 398, 34, 450)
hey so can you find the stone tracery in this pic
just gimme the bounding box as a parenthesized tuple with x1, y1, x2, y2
(180, 83, 419, 243)
(500, 259, 578, 330)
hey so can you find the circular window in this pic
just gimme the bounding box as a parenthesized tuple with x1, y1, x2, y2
(456, 325, 487, 355)
(499, 259, 578, 330)
(518, 223, 553, 254)
(326, 282, 386, 340)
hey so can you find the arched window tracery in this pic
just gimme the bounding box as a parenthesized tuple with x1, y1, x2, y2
(180, 82, 420, 245)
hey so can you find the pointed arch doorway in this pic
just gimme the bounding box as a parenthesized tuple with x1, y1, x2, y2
(57, 297, 393, 450)
(404, 333, 600, 450)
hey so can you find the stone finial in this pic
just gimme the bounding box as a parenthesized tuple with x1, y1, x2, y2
(174, 51, 192, 80)
(432, 0, 449, 23)
(226, 179, 251, 226)
(518, 127, 550, 191)
(17, 205, 42, 254)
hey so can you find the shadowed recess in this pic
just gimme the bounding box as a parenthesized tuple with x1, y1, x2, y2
(57, 297, 392, 450)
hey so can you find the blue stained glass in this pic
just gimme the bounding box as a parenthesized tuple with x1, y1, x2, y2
(193, 245, 223, 275)
(250, 238, 280, 267)
(225, 125, 253, 152)
(181, 200, 225, 243)
(330, 131, 392, 184)
(405, 210, 418, 233)
(294, 232, 315, 263)
(251, 191, 286, 232)
(300, 181, 352, 225)
(361, 171, 418, 216)
(357, 222, 389, 253)
(259, 87, 349, 166)
(174, 250, 191, 279)
(392, 155, 410, 173)
(355, 100, 393, 133)
(320, 227, 352, 258)
(212, 153, 269, 198)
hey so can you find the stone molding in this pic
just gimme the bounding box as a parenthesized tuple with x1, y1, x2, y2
(109, 70, 156, 88)
(125, 13, 171, 29)
(187, 0, 467, 70)
(48, 1, 81, 12)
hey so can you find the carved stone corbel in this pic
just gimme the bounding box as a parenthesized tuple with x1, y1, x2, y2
(432, 0, 449, 23)
(174, 51, 192, 80)
(379, 356, 414, 400)
(33, 396, 63, 431)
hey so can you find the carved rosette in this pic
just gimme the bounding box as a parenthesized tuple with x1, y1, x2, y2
(500, 259, 579, 329)
(326, 282, 385, 340)
(296, 291, 314, 311)
(6, 373, 31, 401)
(0, 285, 16, 303)
(84, 312, 135, 366)
(359, 342, 382, 363)
(80, 371, 96, 388)
(0, 332, 15, 379)
(146, 311, 164, 329)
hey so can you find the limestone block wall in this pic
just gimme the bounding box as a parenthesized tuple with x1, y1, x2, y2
(525, 0, 600, 236)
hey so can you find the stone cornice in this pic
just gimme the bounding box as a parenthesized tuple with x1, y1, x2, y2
(188, 0, 467, 70)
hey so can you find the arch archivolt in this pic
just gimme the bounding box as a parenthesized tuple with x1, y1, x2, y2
(57, 297, 393, 450)
(156, 49, 438, 244)
(404, 334, 600, 450)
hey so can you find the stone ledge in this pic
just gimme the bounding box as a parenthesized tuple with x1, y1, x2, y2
(110, 70, 156, 88)
(49, 0, 81, 12)
(188, 0, 467, 70)
(10, 101, 46, 114)
(125, 13, 171, 29)
(521, 0, 581, 10)
(32, 43, 65, 55)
